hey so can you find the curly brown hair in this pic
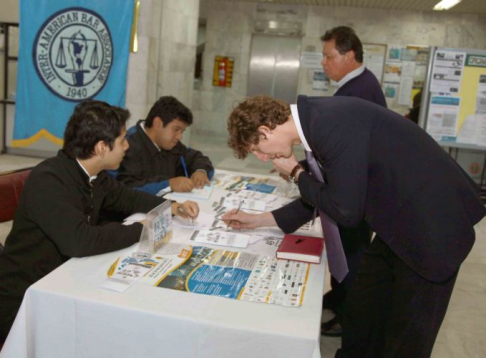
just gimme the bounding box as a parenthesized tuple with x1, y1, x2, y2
(227, 95, 290, 159)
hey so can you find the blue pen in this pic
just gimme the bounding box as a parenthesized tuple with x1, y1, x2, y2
(180, 156, 189, 178)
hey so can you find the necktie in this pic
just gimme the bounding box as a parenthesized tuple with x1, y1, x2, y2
(305, 150, 348, 283)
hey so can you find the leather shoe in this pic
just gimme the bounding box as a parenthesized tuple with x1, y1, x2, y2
(321, 316, 342, 337)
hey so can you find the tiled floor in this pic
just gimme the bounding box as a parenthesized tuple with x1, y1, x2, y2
(1, 136, 486, 357)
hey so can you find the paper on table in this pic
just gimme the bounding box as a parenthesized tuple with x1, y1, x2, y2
(219, 197, 267, 212)
(190, 229, 250, 248)
(172, 212, 215, 230)
(100, 253, 159, 292)
(170, 184, 214, 200)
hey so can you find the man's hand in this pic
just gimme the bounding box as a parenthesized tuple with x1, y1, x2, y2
(190, 171, 211, 189)
(272, 153, 299, 176)
(270, 168, 290, 182)
(172, 201, 199, 219)
(169, 177, 194, 192)
(222, 210, 276, 229)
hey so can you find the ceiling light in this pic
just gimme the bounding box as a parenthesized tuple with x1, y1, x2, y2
(433, 0, 461, 11)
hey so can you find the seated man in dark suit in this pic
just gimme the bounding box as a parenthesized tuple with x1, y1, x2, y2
(117, 96, 214, 195)
(222, 95, 485, 357)
(0, 100, 198, 341)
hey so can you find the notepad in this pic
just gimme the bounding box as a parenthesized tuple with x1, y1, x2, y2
(170, 184, 214, 200)
(276, 234, 324, 264)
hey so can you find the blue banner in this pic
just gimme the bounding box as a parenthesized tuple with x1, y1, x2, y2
(13, 0, 134, 147)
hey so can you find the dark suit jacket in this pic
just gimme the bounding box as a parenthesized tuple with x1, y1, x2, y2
(273, 95, 485, 282)
(335, 68, 387, 108)
(0, 150, 164, 307)
(117, 120, 214, 195)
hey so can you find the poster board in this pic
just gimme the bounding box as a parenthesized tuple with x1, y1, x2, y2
(382, 44, 429, 108)
(421, 47, 486, 150)
(363, 43, 387, 85)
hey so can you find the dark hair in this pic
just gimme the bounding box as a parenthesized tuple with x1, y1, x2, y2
(227, 95, 290, 159)
(321, 26, 363, 63)
(145, 96, 193, 127)
(63, 100, 130, 159)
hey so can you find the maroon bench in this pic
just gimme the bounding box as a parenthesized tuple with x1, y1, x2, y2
(0, 167, 32, 223)
(0, 167, 32, 350)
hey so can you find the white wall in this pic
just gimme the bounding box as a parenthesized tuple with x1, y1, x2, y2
(125, 0, 200, 145)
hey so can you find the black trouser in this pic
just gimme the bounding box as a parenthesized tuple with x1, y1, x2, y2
(327, 221, 372, 316)
(336, 237, 458, 358)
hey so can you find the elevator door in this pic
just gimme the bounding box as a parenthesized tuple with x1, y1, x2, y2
(247, 35, 301, 104)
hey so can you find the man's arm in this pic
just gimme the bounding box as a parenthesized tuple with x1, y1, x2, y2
(117, 142, 171, 195)
(271, 199, 314, 233)
(100, 173, 164, 214)
(23, 171, 154, 258)
(183, 145, 214, 179)
(297, 107, 371, 228)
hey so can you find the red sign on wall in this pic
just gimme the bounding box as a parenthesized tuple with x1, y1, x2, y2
(213, 56, 234, 87)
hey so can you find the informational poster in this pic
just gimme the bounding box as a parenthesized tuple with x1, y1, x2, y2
(425, 50, 486, 149)
(457, 114, 486, 146)
(414, 65, 427, 88)
(398, 77, 414, 106)
(300, 52, 323, 69)
(383, 82, 398, 99)
(107, 244, 310, 307)
(363, 43, 387, 84)
(430, 50, 466, 94)
(312, 70, 330, 92)
(426, 96, 461, 141)
(476, 74, 486, 114)
(386, 44, 403, 62)
(384, 62, 402, 83)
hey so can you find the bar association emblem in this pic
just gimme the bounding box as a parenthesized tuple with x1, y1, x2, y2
(33, 8, 113, 102)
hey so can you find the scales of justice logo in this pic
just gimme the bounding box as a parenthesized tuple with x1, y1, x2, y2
(33, 8, 113, 101)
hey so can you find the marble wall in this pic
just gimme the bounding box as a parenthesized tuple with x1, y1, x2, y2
(192, 0, 486, 137)
(125, 0, 200, 145)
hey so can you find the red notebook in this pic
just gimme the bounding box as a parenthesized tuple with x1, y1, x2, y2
(276, 234, 324, 264)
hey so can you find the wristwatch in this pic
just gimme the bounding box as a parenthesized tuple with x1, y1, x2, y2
(289, 164, 303, 184)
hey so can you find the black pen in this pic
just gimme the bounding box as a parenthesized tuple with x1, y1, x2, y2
(227, 200, 244, 228)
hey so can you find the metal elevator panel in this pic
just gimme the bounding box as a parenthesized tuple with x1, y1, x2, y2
(247, 35, 301, 104)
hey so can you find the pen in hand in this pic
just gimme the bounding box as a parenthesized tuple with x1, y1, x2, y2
(178, 205, 195, 223)
(227, 200, 244, 228)
(180, 156, 189, 178)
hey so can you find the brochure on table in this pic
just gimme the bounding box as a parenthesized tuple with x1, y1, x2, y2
(106, 243, 310, 307)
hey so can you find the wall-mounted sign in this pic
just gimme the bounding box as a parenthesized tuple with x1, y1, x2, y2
(213, 56, 234, 87)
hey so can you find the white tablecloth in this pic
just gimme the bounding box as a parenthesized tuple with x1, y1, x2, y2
(1, 171, 326, 358)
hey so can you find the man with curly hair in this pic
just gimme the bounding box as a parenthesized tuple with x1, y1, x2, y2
(222, 94, 485, 357)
